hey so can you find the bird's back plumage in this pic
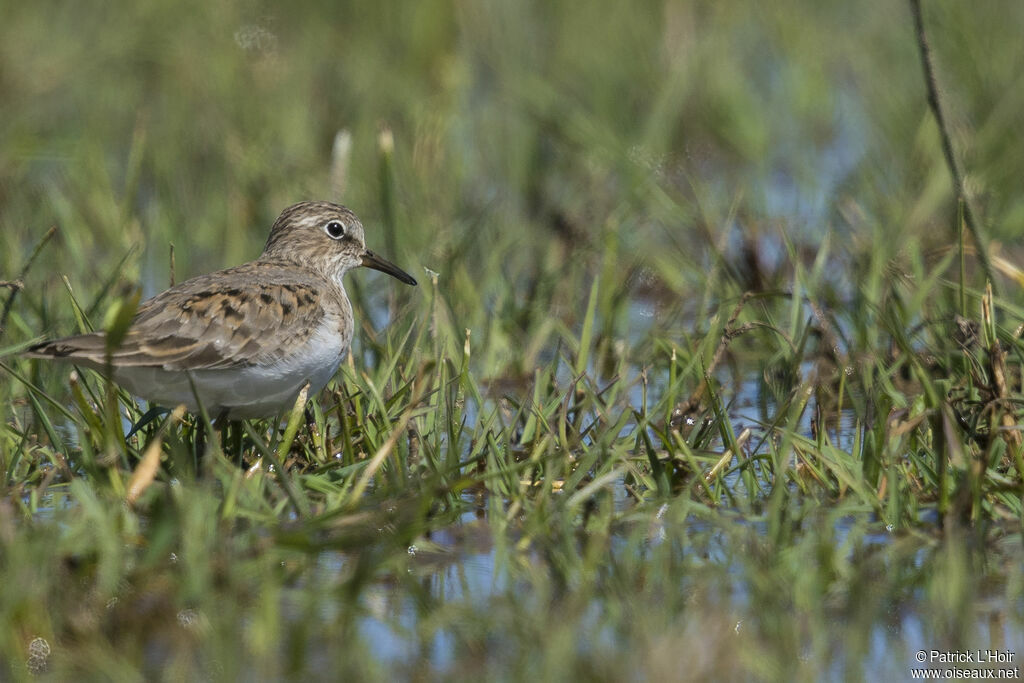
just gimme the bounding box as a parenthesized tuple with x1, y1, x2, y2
(27, 260, 345, 371)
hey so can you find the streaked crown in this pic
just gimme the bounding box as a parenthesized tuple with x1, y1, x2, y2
(259, 201, 416, 287)
(260, 201, 367, 276)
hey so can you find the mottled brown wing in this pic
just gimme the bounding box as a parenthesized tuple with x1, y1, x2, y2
(27, 261, 329, 370)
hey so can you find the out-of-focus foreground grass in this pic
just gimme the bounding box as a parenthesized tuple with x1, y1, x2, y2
(1, 0, 1023, 679)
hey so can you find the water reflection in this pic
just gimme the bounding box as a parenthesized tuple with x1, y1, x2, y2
(336, 506, 1023, 677)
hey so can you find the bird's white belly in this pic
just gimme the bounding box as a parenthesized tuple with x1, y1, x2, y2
(113, 325, 346, 419)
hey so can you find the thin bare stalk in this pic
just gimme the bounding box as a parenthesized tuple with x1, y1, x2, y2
(908, 0, 996, 290)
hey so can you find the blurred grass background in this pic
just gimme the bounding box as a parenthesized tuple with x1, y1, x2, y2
(2, 0, 1024, 679)
(4, 0, 1022, 333)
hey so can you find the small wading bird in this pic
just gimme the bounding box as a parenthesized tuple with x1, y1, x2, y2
(26, 201, 416, 419)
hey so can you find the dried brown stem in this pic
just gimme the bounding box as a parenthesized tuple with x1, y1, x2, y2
(0, 225, 58, 341)
(675, 292, 753, 415)
(908, 0, 996, 290)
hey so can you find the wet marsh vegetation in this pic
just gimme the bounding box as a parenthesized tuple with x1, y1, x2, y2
(2, 0, 1024, 679)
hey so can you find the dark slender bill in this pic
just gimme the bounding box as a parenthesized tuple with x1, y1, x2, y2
(361, 250, 417, 286)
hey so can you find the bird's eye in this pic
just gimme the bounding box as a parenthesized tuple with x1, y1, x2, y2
(324, 220, 346, 239)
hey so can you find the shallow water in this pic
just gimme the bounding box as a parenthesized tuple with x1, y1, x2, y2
(306, 505, 1024, 677)
(19, 328, 1023, 676)
(319, 366, 1021, 675)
